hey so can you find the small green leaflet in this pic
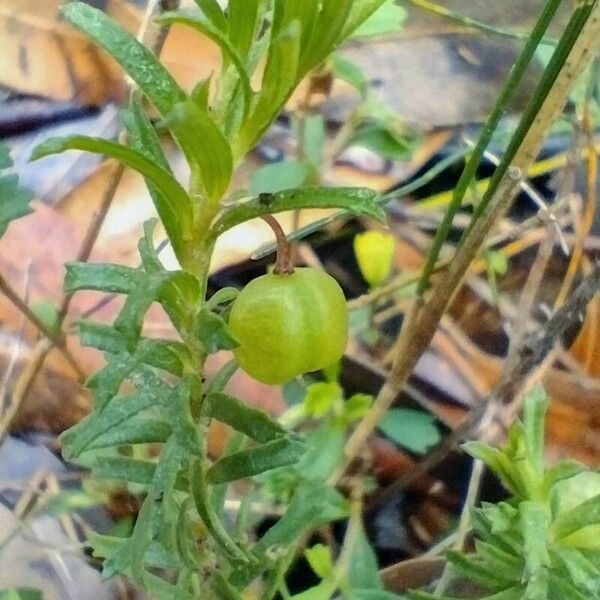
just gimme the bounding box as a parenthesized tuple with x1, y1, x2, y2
(0, 143, 33, 236)
(378, 408, 441, 455)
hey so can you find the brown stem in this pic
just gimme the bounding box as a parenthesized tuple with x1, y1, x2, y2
(261, 215, 294, 274)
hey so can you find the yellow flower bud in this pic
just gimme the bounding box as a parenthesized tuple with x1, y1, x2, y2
(353, 230, 395, 288)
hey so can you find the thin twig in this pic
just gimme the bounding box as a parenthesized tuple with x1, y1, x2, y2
(365, 261, 600, 512)
(11, 0, 181, 415)
(337, 3, 600, 477)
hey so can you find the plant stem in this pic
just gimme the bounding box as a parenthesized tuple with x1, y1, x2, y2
(417, 0, 564, 296)
(337, 0, 600, 477)
(261, 215, 294, 274)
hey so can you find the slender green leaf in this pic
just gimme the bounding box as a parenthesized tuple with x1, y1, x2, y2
(522, 386, 549, 474)
(520, 501, 550, 579)
(202, 392, 285, 442)
(207, 436, 306, 484)
(87, 353, 138, 411)
(193, 0, 228, 31)
(62, 392, 164, 458)
(0, 589, 43, 600)
(121, 96, 193, 265)
(88, 418, 171, 450)
(92, 456, 158, 485)
(65, 262, 143, 294)
(164, 100, 233, 200)
(31, 136, 192, 243)
(236, 21, 301, 155)
(228, 0, 261, 58)
(447, 551, 513, 587)
(211, 186, 383, 238)
(158, 13, 251, 116)
(62, 2, 185, 115)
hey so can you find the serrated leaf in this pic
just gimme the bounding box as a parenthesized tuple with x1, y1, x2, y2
(473, 540, 522, 581)
(202, 392, 286, 442)
(31, 136, 192, 244)
(61, 391, 165, 458)
(196, 308, 239, 353)
(211, 186, 383, 238)
(234, 483, 349, 586)
(163, 100, 233, 201)
(87, 353, 138, 410)
(207, 436, 306, 484)
(87, 418, 171, 450)
(65, 262, 144, 294)
(63, 2, 185, 115)
(379, 408, 440, 455)
(0, 174, 34, 236)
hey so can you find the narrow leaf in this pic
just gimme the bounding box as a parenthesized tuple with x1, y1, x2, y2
(158, 13, 251, 116)
(63, 2, 185, 115)
(164, 100, 233, 200)
(202, 392, 286, 442)
(211, 186, 383, 238)
(32, 136, 192, 243)
(207, 436, 306, 484)
(87, 418, 171, 450)
(65, 262, 144, 294)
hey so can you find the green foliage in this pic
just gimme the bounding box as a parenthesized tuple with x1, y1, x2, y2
(379, 408, 441, 455)
(29, 2, 387, 598)
(413, 387, 600, 600)
(0, 142, 33, 236)
(0, 590, 42, 600)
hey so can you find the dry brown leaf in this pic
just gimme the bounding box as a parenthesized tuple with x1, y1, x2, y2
(0, 0, 126, 103)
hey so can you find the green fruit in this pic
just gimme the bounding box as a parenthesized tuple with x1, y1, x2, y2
(228, 268, 348, 384)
